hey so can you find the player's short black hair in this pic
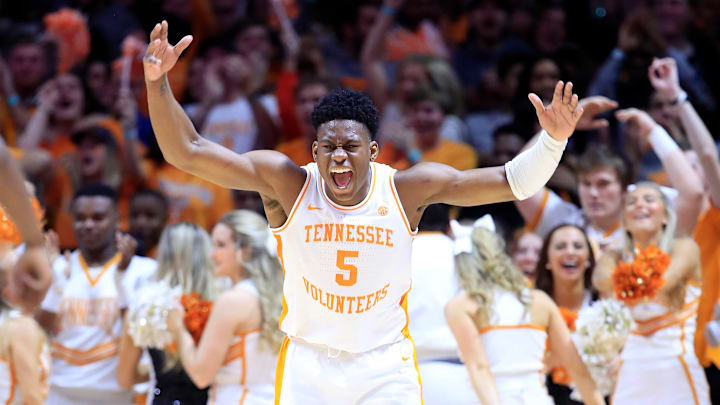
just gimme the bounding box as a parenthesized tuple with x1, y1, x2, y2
(311, 89, 379, 140)
(72, 183, 118, 204)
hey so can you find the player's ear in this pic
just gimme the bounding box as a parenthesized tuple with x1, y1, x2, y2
(369, 140, 379, 162)
(312, 140, 319, 162)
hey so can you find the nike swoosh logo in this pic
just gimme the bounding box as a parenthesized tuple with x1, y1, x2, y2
(402, 356, 410, 361)
(307, 204, 322, 211)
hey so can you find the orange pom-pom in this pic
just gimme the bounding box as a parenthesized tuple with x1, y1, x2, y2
(44, 8, 90, 73)
(552, 367, 572, 385)
(558, 306, 578, 331)
(0, 199, 45, 246)
(612, 244, 670, 305)
(180, 292, 213, 345)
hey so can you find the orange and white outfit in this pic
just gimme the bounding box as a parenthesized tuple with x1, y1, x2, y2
(612, 284, 711, 405)
(271, 162, 422, 404)
(41, 252, 156, 405)
(209, 279, 277, 405)
(444, 288, 553, 404)
(0, 310, 51, 405)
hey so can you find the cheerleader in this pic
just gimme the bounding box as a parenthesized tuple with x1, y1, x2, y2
(0, 250, 50, 405)
(118, 222, 218, 404)
(169, 210, 284, 404)
(445, 226, 604, 405)
(594, 182, 710, 404)
(534, 224, 597, 404)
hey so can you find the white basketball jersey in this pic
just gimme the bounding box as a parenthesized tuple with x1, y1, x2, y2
(271, 162, 417, 353)
(41, 251, 156, 393)
(0, 311, 50, 405)
(210, 280, 276, 404)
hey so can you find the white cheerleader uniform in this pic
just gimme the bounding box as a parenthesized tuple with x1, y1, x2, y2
(271, 162, 422, 404)
(0, 311, 50, 405)
(612, 283, 710, 404)
(208, 279, 277, 405)
(41, 251, 156, 405)
(445, 288, 554, 405)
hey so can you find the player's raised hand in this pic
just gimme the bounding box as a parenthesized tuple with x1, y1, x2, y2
(528, 81, 584, 141)
(143, 21, 193, 82)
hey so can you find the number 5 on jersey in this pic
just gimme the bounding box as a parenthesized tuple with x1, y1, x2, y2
(336, 250, 359, 286)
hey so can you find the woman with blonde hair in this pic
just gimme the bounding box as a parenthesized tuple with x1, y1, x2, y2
(169, 210, 284, 404)
(118, 222, 218, 404)
(594, 181, 710, 404)
(445, 226, 604, 405)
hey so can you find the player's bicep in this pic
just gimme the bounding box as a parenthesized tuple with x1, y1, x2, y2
(181, 141, 303, 197)
(396, 163, 512, 211)
(426, 165, 514, 207)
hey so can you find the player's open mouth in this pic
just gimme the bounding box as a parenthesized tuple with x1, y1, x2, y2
(330, 167, 353, 190)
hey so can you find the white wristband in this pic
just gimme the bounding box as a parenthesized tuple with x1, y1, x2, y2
(504, 131, 566, 200)
(648, 124, 679, 159)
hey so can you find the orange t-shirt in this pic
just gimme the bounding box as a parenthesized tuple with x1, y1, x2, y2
(421, 139, 477, 171)
(146, 162, 233, 231)
(693, 202, 720, 367)
(385, 23, 448, 62)
(275, 138, 410, 170)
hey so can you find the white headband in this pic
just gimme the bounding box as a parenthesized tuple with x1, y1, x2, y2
(450, 214, 496, 255)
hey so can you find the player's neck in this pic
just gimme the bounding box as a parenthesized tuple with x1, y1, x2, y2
(553, 278, 585, 313)
(80, 243, 118, 267)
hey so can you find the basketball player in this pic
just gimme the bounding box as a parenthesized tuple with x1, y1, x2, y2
(37, 184, 156, 405)
(143, 21, 584, 404)
(0, 138, 51, 312)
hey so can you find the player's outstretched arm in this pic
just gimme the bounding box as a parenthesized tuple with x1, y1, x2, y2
(143, 21, 304, 199)
(396, 81, 583, 226)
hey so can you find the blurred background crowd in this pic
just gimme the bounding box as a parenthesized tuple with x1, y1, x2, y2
(2, 0, 720, 404)
(3, 0, 720, 250)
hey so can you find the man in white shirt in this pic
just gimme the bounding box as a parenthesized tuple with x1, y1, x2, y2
(38, 184, 155, 405)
